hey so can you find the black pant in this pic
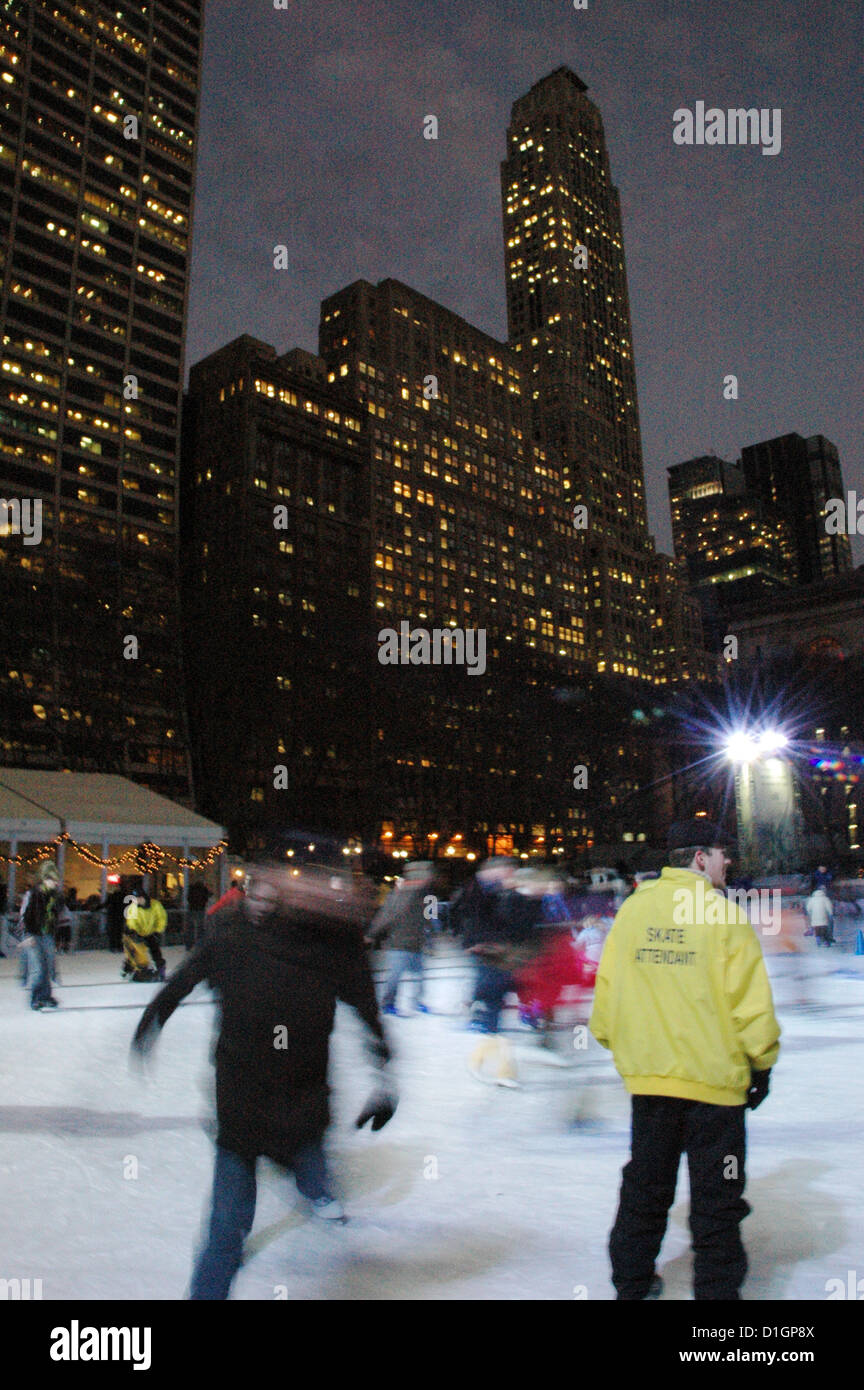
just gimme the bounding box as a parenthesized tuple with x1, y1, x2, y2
(147, 933, 165, 971)
(610, 1095, 749, 1301)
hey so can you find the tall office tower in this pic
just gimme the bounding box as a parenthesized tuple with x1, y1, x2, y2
(0, 0, 204, 797)
(317, 277, 604, 848)
(500, 67, 662, 680)
(667, 454, 793, 652)
(181, 336, 373, 843)
(668, 454, 794, 592)
(318, 277, 587, 668)
(741, 433, 852, 586)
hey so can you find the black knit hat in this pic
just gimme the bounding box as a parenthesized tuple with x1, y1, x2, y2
(667, 820, 735, 854)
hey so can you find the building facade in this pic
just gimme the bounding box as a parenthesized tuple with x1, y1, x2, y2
(183, 67, 715, 855)
(0, 0, 203, 797)
(500, 67, 701, 683)
(181, 335, 373, 843)
(741, 432, 852, 585)
(667, 453, 795, 648)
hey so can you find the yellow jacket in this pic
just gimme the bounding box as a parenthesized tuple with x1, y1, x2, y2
(589, 867, 780, 1105)
(124, 901, 167, 938)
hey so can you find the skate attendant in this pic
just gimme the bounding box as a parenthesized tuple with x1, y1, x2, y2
(123, 888, 168, 981)
(590, 820, 781, 1301)
(366, 861, 435, 1015)
(15, 860, 70, 1010)
(131, 862, 396, 1300)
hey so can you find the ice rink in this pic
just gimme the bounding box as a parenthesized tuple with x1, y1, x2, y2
(1, 941, 863, 1301)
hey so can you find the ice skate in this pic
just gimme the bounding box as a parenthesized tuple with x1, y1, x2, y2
(310, 1196, 347, 1223)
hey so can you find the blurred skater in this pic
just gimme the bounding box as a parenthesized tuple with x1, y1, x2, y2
(131, 861, 396, 1300)
(185, 878, 211, 949)
(207, 873, 246, 916)
(463, 866, 552, 1087)
(122, 887, 168, 981)
(366, 861, 435, 1015)
(450, 857, 517, 1031)
(763, 899, 811, 1008)
(15, 860, 70, 1010)
(591, 821, 781, 1301)
(102, 883, 127, 953)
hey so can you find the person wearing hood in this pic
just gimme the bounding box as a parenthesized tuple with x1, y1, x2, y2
(366, 861, 436, 1016)
(15, 860, 71, 1011)
(804, 885, 835, 946)
(131, 861, 396, 1300)
(590, 821, 780, 1302)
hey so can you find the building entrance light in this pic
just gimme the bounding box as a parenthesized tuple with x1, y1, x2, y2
(724, 727, 788, 763)
(757, 729, 788, 753)
(724, 731, 759, 763)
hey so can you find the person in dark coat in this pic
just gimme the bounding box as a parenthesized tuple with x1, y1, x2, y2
(16, 860, 71, 1009)
(103, 885, 127, 953)
(451, 858, 527, 1033)
(185, 878, 211, 949)
(131, 862, 396, 1300)
(367, 862, 435, 1015)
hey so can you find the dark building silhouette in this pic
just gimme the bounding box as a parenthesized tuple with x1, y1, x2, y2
(0, 0, 203, 797)
(182, 69, 714, 855)
(181, 336, 373, 842)
(500, 67, 703, 682)
(741, 432, 852, 585)
(667, 454, 794, 648)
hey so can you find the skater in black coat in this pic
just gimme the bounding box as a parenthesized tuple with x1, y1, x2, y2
(132, 863, 396, 1299)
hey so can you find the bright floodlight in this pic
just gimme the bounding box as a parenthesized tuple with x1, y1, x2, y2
(725, 731, 759, 763)
(758, 729, 788, 753)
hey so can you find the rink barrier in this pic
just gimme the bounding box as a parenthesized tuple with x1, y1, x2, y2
(0, 909, 189, 953)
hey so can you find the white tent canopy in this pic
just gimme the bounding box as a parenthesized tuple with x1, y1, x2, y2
(0, 769, 224, 845)
(0, 770, 227, 909)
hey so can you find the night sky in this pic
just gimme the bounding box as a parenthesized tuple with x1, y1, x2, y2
(185, 0, 864, 561)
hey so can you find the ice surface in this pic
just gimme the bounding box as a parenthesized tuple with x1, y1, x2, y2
(1, 942, 862, 1300)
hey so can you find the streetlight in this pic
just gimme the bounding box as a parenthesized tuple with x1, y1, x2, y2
(722, 725, 800, 873)
(723, 727, 788, 763)
(757, 729, 788, 754)
(724, 730, 760, 763)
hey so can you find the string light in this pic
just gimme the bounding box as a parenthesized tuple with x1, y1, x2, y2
(0, 832, 228, 872)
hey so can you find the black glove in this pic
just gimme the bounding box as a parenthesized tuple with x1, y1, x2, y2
(129, 1018, 159, 1071)
(746, 1068, 771, 1110)
(355, 1090, 397, 1132)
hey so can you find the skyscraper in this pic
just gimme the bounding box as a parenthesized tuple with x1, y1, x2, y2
(667, 453, 794, 652)
(180, 335, 373, 842)
(500, 66, 691, 681)
(317, 276, 586, 669)
(668, 454, 794, 593)
(0, 0, 204, 797)
(741, 432, 852, 585)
